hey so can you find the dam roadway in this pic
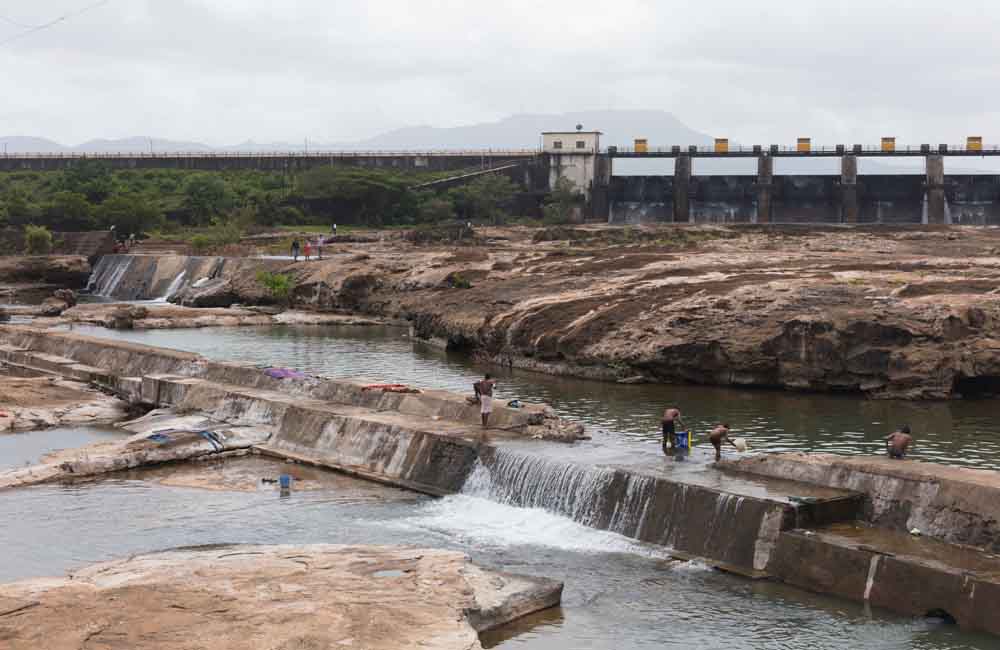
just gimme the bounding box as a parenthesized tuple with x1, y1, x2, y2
(3, 325, 1000, 637)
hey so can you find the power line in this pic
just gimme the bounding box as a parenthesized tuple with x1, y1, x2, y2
(0, 0, 111, 47)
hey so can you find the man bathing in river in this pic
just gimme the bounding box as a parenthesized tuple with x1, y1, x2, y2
(886, 425, 914, 459)
(661, 407, 685, 455)
(474, 374, 497, 428)
(709, 423, 738, 462)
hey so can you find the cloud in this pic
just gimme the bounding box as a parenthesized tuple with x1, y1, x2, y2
(1, 0, 998, 145)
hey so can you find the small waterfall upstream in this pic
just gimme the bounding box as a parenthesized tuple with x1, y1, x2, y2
(85, 255, 135, 298)
(153, 271, 187, 303)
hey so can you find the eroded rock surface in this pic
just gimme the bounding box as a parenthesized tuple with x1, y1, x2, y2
(0, 545, 563, 650)
(0, 376, 127, 432)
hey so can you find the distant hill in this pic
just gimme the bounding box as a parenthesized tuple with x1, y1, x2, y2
(1, 110, 713, 153)
(344, 110, 714, 149)
(0, 136, 68, 153)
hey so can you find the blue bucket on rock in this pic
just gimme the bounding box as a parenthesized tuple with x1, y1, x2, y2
(675, 431, 690, 450)
(278, 474, 292, 489)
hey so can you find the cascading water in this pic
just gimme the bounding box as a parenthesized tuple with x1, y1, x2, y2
(153, 270, 187, 303)
(85, 255, 135, 298)
(460, 448, 775, 568)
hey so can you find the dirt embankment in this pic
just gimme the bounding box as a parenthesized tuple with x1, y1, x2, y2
(114, 226, 1000, 398)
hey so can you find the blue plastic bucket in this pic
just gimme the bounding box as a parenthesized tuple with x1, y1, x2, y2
(278, 474, 292, 489)
(674, 431, 690, 450)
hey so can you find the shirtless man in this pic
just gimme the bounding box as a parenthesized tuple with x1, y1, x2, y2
(709, 423, 737, 462)
(661, 408, 685, 455)
(474, 374, 497, 428)
(886, 425, 914, 459)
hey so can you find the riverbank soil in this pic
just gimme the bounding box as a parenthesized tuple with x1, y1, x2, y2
(0, 376, 127, 431)
(160, 225, 1000, 399)
(0, 545, 563, 650)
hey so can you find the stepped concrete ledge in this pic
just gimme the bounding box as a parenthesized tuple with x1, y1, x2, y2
(722, 453, 1000, 551)
(768, 522, 1000, 636)
(0, 544, 563, 650)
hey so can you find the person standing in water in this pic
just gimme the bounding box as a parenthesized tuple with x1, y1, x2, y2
(709, 423, 738, 462)
(886, 425, 914, 459)
(661, 407, 685, 455)
(474, 374, 497, 428)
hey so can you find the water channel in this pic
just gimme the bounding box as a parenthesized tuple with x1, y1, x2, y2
(63, 322, 1000, 470)
(4, 322, 998, 647)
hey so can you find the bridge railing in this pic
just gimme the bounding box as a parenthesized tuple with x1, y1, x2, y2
(0, 149, 542, 159)
(607, 144, 1000, 155)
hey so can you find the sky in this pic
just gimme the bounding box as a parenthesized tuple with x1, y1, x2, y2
(2, 0, 999, 147)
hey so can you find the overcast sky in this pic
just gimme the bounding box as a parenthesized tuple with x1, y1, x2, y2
(3, 0, 999, 146)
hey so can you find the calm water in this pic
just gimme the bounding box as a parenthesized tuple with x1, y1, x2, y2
(0, 476, 993, 649)
(64, 323, 1000, 470)
(0, 425, 125, 470)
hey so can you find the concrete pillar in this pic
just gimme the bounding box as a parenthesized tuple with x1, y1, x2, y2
(756, 154, 773, 224)
(841, 155, 858, 224)
(926, 154, 946, 224)
(673, 155, 691, 223)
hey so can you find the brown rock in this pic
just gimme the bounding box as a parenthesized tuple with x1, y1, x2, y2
(0, 545, 562, 650)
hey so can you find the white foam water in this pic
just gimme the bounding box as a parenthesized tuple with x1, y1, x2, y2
(152, 270, 187, 303)
(393, 494, 668, 558)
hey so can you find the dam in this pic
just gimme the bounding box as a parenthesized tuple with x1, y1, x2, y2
(3, 321, 1000, 645)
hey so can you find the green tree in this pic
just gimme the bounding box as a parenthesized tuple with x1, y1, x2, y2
(449, 174, 516, 224)
(183, 174, 231, 224)
(60, 160, 115, 203)
(296, 166, 410, 226)
(417, 195, 456, 224)
(1, 187, 39, 227)
(24, 224, 53, 255)
(542, 176, 583, 224)
(94, 194, 164, 235)
(43, 191, 94, 231)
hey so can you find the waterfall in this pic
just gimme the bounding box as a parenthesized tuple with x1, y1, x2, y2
(462, 451, 620, 529)
(85, 255, 135, 298)
(461, 448, 776, 569)
(153, 270, 187, 303)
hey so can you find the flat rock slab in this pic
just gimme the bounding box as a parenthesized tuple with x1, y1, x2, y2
(0, 544, 562, 650)
(0, 376, 128, 432)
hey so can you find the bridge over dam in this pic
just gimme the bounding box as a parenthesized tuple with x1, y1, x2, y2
(5, 132, 1000, 225)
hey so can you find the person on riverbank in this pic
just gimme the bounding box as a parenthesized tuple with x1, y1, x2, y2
(661, 407, 685, 455)
(303, 240, 312, 261)
(709, 423, 738, 462)
(474, 374, 497, 428)
(886, 425, 914, 459)
(315, 237, 323, 260)
(291, 239, 301, 261)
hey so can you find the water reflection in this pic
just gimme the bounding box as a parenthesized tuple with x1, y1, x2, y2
(67, 324, 1000, 470)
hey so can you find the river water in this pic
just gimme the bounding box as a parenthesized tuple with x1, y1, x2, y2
(63, 323, 1000, 470)
(0, 467, 994, 649)
(10, 322, 997, 647)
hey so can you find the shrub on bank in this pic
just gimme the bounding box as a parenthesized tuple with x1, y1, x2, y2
(24, 224, 53, 255)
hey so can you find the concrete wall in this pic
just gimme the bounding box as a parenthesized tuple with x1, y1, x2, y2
(723, 453, 1000, 552)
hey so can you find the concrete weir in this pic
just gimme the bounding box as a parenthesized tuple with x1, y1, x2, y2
(4, 325, 1000, 635)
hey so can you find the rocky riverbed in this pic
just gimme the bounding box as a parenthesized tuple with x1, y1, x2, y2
(0, 544, 563, 650)
(141, 226, 1000, 399)
(0, 375, 128, 432)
